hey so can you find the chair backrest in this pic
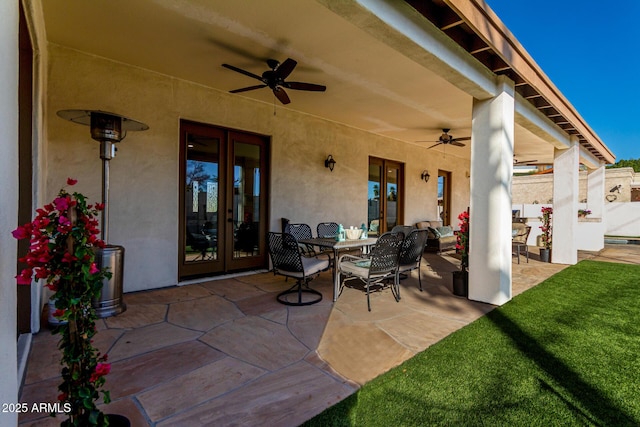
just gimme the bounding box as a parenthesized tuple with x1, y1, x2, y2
(267, 232, 303, 273)
(317, 222, 339, 238)
(285, 223, 313, 241)
(512, 223, 531, 244)
(399, 229, 429, 265)
(369, 232, 403, 275)
(391, 225, 415, 239)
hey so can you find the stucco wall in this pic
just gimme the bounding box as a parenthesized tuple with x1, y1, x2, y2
(45, 45, 470, 292)
(0, 0, 19, 420)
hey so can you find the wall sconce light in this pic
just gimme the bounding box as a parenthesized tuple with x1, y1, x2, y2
(420, 170, 430, 183)
(325, 155, 336, 172)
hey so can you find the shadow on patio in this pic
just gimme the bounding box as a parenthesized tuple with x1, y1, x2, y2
(19, 246, 608, 426)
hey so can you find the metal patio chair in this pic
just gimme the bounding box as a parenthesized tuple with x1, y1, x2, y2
(397, 228, 429, 292)
(267, 232, 329, 306)
(338, 231, 403, 311)
(284, 223, 317, 257)
(512, 223, 532, 264)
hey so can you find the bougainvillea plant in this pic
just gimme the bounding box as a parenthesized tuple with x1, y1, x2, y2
(456, 210, 470, 271)
(539, 206, 553, 250)
(12, 178, 112, 426)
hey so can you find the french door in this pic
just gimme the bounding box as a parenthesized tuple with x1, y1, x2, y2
(437, 170, 451, 226)
(178, 121, 269, 280)
(367, 157, 404, 235)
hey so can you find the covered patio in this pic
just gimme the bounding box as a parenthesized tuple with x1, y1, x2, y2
(2, 0, 619, 422)
(19, 249, 585, 426)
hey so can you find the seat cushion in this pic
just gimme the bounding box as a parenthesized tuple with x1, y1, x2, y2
(436, 225, 454, 237)
(339, 260, 370, 277)
(340, 258, 391, 279)
(279, 256, 329, 278)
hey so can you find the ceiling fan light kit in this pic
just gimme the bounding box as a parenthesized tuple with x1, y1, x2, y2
(222, 58, 326, 105)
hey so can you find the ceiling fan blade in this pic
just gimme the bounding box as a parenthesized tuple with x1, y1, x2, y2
(275, 58, 297, 79)
(273, 86, 291, 104)
(427, 142, 444, 149)
(451, 136, 471, 142)
(284, 81, 326, 92)
(450, 141, 466, 147)
(222, 64, 264, 82)
(229, 84, 267, 93)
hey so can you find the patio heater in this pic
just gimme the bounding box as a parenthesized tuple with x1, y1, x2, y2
(56, 109, 149, 318)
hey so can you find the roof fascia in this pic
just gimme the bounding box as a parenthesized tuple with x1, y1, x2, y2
(442, 0, 615, 164)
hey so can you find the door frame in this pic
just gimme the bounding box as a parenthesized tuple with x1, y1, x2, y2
(178, 120, 270, 280)
(438, 169, 452, 226)
(369, 157, 405, 233)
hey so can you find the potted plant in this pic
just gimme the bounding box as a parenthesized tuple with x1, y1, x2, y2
(452, 210, 469, 297)
(12, 178, 128, 426)
(578, 209, 591, 218)
(539, 206, 552, 262)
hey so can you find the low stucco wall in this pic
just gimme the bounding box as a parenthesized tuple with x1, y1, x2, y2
(44, 45, 470, 292)
(513, 168, 637, 205)
(605, 203, 640, 237)
(513, 203, 605, 251)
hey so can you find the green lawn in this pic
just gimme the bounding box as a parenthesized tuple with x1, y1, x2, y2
(305, 260, 640, 426)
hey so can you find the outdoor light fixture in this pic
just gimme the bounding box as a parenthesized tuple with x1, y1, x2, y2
(421, 170, 430, 183)
(610, 184, 622, 193)
(56, 109, 149, 318)
(325, 154, 336, 172)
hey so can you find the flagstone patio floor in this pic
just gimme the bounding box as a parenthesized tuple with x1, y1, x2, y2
(18, 244, 640, 426)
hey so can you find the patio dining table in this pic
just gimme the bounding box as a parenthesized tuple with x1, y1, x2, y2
(299, 236, 378, 301)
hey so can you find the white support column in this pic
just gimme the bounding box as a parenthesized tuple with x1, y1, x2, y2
(468, 76, 514, 305)
(0, 0, 20, 424)
(587, 162, 606, 218)
(552, 137, 580, 264)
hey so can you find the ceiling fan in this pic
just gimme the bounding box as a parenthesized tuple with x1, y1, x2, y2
(513, 155, 538, 166)
(222, 58, 326, 105)
(418, 129, 470, 149)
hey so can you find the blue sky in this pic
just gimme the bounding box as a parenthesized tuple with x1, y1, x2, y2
(485, 0, 640, 161)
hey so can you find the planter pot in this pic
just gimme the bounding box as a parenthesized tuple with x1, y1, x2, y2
(57, 414, 129, 426)
(106, 414, 131, 427)
(452, 270, 468, 297)
(539, 248, 551, 263)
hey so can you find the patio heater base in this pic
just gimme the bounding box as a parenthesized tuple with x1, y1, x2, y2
(93, 244, 127, 318)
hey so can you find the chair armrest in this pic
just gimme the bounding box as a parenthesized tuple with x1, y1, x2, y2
(337, 254, 366, 264)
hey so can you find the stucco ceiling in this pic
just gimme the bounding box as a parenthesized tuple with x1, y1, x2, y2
(40, 0, 556, 163)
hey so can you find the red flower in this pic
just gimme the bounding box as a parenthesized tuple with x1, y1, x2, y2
(66, 177, 78, 186)
(89, 262, 99, 274)
(11, 225, 31, 240)
(52, 309, 65, 318)
(44, 281, 58, 291)
(16, 269, 32, 285)
(53, 196, 71, 212)
(89, 362, 111, 382)
(61, 252, 77, 264)
(95, 203, 105, 211)
(57, 392, 68, 402)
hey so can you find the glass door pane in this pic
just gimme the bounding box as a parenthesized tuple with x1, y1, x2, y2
(368, 162, 382, 235)
(184, 134, 220, 265)
(232, 142, 261, 259)
(386, 166, 399, 230)
(438, 170, 451, 225)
